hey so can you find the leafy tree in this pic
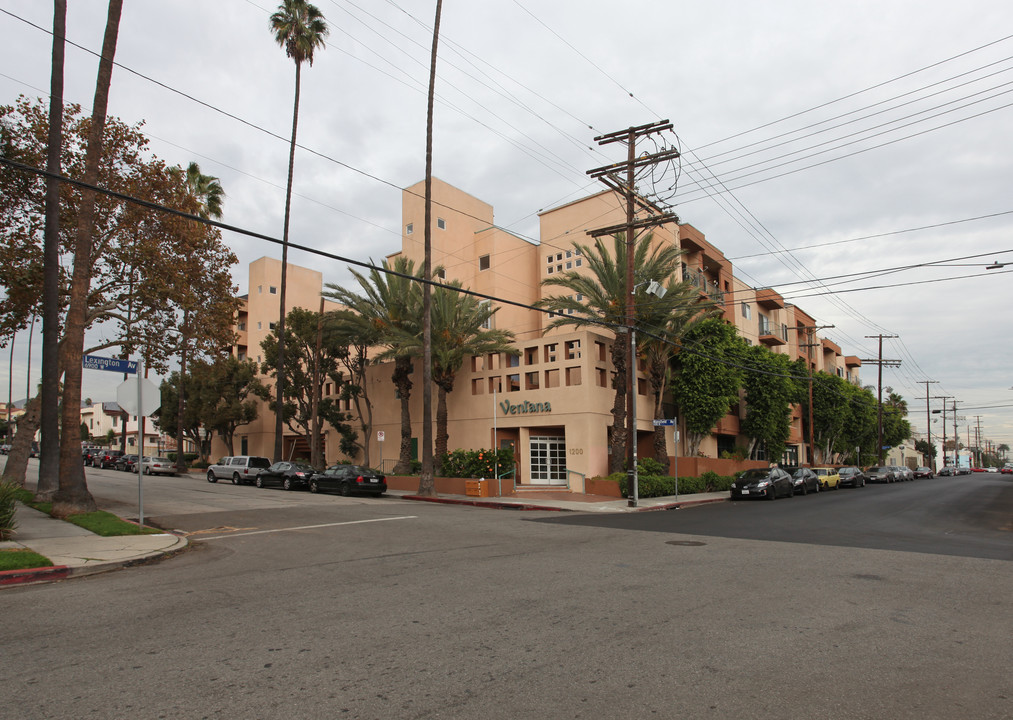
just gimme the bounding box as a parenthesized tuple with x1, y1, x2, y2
(80, 422, 90, 441)
(670, 318, 745, 457)
(260, 307, 356, 463)
(322, 257, 424, 473)
(204, 356, 269, 456)
(268, 0, 329, 463)
(636, 277, 718, 463)
(740, 347, 803, 463)
(915, 439, 936, 462)
(324, 310, 380, 466)
(838, 381, 878, 464)
(539, 232, 683, 472)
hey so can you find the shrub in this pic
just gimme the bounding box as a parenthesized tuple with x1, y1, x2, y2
(701, 470, 735, 492)
(438, 447, 515, 478)
(614, 471, 734, 498)
(636, 457, 667, 476)
(0, 481, 19, 540)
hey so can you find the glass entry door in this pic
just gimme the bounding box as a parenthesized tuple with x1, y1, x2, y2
(529, 436, 567, 485)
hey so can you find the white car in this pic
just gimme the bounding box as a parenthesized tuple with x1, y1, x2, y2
(141, 457, 176, 476)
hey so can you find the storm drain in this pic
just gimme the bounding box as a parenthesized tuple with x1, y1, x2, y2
(666, 540, 707, 547)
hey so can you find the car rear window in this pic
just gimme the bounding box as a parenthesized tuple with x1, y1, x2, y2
(250, 458, 271, 468)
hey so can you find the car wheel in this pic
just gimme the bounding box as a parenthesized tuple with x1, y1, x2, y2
(207, 470, 217, 483)
(255, 475, 264, 488)
(788, 485, 794, 498)
(340, 481, 352, 497)
(309, 479, 319, 494)
(283, 477, 293, 491)
(232, 473, 241, 485)
(799, 483, 807, 496)
(144, 466, 150, 475)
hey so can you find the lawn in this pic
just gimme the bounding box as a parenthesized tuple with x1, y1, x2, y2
(0, 548, 54, 572)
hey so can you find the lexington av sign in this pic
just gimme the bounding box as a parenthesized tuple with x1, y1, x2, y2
(499, 399, 552, 416)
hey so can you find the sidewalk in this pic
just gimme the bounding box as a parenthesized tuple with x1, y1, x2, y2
(395, 488, 729, 512)
(0, 502, 188, 587)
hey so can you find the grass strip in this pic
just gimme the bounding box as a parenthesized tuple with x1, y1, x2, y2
(64, 510, 162, 536)
(0, 548, 54, 572)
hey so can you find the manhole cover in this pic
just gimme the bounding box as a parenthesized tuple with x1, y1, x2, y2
(666, 540, 706, 547)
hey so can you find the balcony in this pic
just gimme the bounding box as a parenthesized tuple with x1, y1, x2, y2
(758, 317, 786, 347)
(682, 264, 725, 304)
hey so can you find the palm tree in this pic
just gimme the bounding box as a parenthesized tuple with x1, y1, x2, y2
(428, 283, 517, 464)
(539, 232, 683, 472)
(54, 0, 123, 517)
(268, 0, 329, 462)
(322, 257, 424, 474)
(637, 280, 719, 463)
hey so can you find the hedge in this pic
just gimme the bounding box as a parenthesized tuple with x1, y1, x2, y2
(612, 469, 736, 498)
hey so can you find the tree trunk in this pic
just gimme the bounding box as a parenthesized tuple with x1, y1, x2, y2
(609, 336, 627, 473)
(54, 0, 122, 518)
(1, 395, 41, 488)
(176, 311, 189, 474)
(649, 361, 668, 463)
(434, 377, 453, 467)
(38, 0, 66, 500)
(310, 298, 323, 468)
(393, 357, 413, 475)
(275, 60, 302, 464)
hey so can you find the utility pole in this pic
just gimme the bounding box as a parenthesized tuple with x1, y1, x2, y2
(862, 334, 901, 464)
(933, 395, 952, 468)
(587, 120, 680, 507)
(974, 416, 983, 467)
(795, 325, 833, 465)
(918, 380, 939, 470)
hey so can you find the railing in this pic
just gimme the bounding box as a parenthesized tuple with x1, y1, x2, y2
(566, 469, 584, 491)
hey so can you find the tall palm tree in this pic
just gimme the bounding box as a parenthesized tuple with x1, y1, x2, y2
(322, 257, 424, 474)
(428, 283, 516, 464)
(539, 232, 683, 473)
(173, 162, 225, 473)
(269, 0, 328, 462)
(637, 279, 718, 463)
(54, 0, 123, 517)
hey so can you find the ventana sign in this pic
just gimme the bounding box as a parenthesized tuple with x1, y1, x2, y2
(499, 399, 552, 415)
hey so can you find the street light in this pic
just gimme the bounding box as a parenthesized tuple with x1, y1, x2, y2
(628, 279, 667, 508)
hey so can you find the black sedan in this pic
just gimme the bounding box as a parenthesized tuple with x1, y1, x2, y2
(730, 467, 794, 500)
(310, 464, 387, 497)
(254, 461, 316, 491)
(789, 467, 820, 496)
(913, 467, 934, 479)
(864, 466, 896, 483)
(838, 466, 867, 488)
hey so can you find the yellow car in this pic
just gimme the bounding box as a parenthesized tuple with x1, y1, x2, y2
(813, 467, 841, 490)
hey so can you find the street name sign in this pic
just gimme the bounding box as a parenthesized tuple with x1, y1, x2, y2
(83, 355, 137, 374)
(652, 419, 676, 427)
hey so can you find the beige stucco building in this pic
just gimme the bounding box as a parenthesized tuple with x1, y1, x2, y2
(216, 178, 861, 490)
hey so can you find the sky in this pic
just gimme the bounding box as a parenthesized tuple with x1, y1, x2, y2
(1, 0, 1012, 458)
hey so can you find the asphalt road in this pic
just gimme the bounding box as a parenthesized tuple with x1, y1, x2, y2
(2, 464, 1011, 719)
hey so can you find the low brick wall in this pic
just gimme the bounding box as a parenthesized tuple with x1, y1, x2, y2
(584, 477, 622, 497)
(386, 475, 490, 496)
(672, 457, 768, 477)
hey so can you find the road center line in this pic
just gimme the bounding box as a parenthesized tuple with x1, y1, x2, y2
(197, 515, 418, 541)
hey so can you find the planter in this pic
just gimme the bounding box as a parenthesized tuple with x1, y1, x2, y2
(465, 480, 491, 497)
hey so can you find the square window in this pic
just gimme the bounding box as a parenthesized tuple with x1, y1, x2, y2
(547, 267, 553, 274)
(556, 253, 562, 261)
(566, 261, 572, 269)
(406, 223, 414, 235)
(575, 259, 582, 267)
(257, 321, 262, 330)
(507, 373, 521, 392)
(269, 322, 277, 331)
(269, 286, 277, 294)
(437, 217, 446, 230)
(489, 376, 503, 393)
(575, 248, 581, 256)
(525, 371, 539, 390)
(741, 302, 751, 320)
(479, 254, 490, 271)
(547, 255, 553, 264)
(576, 293, 583, 301)
(436, 268, 446, 280)
(556, 264, 563, 272)
(565, 250, 572, 258)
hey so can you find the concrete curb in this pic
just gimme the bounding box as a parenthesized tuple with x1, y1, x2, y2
(0, 565, 72, 587)
(401, 495, 572, 511)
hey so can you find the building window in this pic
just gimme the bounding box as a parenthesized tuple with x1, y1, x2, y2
(269, 322, 277, 331)
(479, 254, 490, 271)
(544, 343, 557, 363)
(436, 268, 446, 280)
(546, 255, 553, 264)
(565, 339, 581, 360)
(472, 378, 484, 395)
(238, 322, 246, 331)
(547, 267, 553, 275)
(576, 293, 583, 301)
(565, 250, 572, 258)
(480, 299, 492, 330)
(257, 321, 262, 330)
(507, 374, 521, 392)
(524, 347, 538, 365)
(238, 351, 246, 361)
(525, 371, 539, 390)
(574, 248, 581, 256)
(741, 302, 751, 320)
(596, 368, 607, 387)
(507, 354, 520, 368)
(544, 368, 560, 388)
(269, 286, 277, 294)
(437, 217, 446, 230)
(489, 376, 503, 393)
(258, 285, 262, 294)
(565, 261, 572, 269)
(575, 259, 582, 267)
(406, 223, 413, 235)
(565, 366, 582, 386)
(556, 264, 563, 273)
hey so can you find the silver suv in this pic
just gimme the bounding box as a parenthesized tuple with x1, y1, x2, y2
(206, 456, 271, 485)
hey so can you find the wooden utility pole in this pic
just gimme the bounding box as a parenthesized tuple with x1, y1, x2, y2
(917, 380, 939, 470)
(932, 394, 952, 468)
(587, 121, 679, 507)
(794, 324, 833, 465)
(862, 334, 900, 464)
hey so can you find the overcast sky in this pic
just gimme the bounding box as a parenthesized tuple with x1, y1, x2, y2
(2, 0, 1012, 456)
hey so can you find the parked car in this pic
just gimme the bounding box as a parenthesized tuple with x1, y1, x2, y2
(813, 467, 841, 490)
(957, 467, 972, 476)
(98, 449, 125, 469)
(787, 467, 820, 496)
(1000, 466, 1013, 475)
(206, 456, 272, 485)
(938, 466, 955, 477)
(255, 461, 316, 490)
(986, 467, 998, 473)
(971, 467, 986, 473)
(891, 465, 914, 482)
(82, 447, 100, 466)
(141, 457, 176, 476)
(729, 467, 794, 500)
(0, 444, 11, 455)
(865, 466, 896, 483)
(115, 454, 139, 472)
(913, 467, 934, 479)
(837, 466, 866, 488)
(310, 464, 388, 497)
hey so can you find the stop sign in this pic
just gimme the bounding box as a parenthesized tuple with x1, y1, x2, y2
(116, 377, 161, 416)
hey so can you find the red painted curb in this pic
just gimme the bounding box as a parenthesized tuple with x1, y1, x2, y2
(0, 565, 71, 587)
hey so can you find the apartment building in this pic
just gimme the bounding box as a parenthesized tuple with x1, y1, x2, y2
(221, 178, 860, 490)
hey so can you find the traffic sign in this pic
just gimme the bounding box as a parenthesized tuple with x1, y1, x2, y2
(377, 430, 385, 442)
(84, 355, 137, 374)
(117, 378, 160, 416)
(652, 419, 676, 427)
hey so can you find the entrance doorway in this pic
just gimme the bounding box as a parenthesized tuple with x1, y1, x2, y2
(529, 436, 567, 485)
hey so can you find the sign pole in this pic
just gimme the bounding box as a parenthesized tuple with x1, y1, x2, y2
(137, 358, 144, 527)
